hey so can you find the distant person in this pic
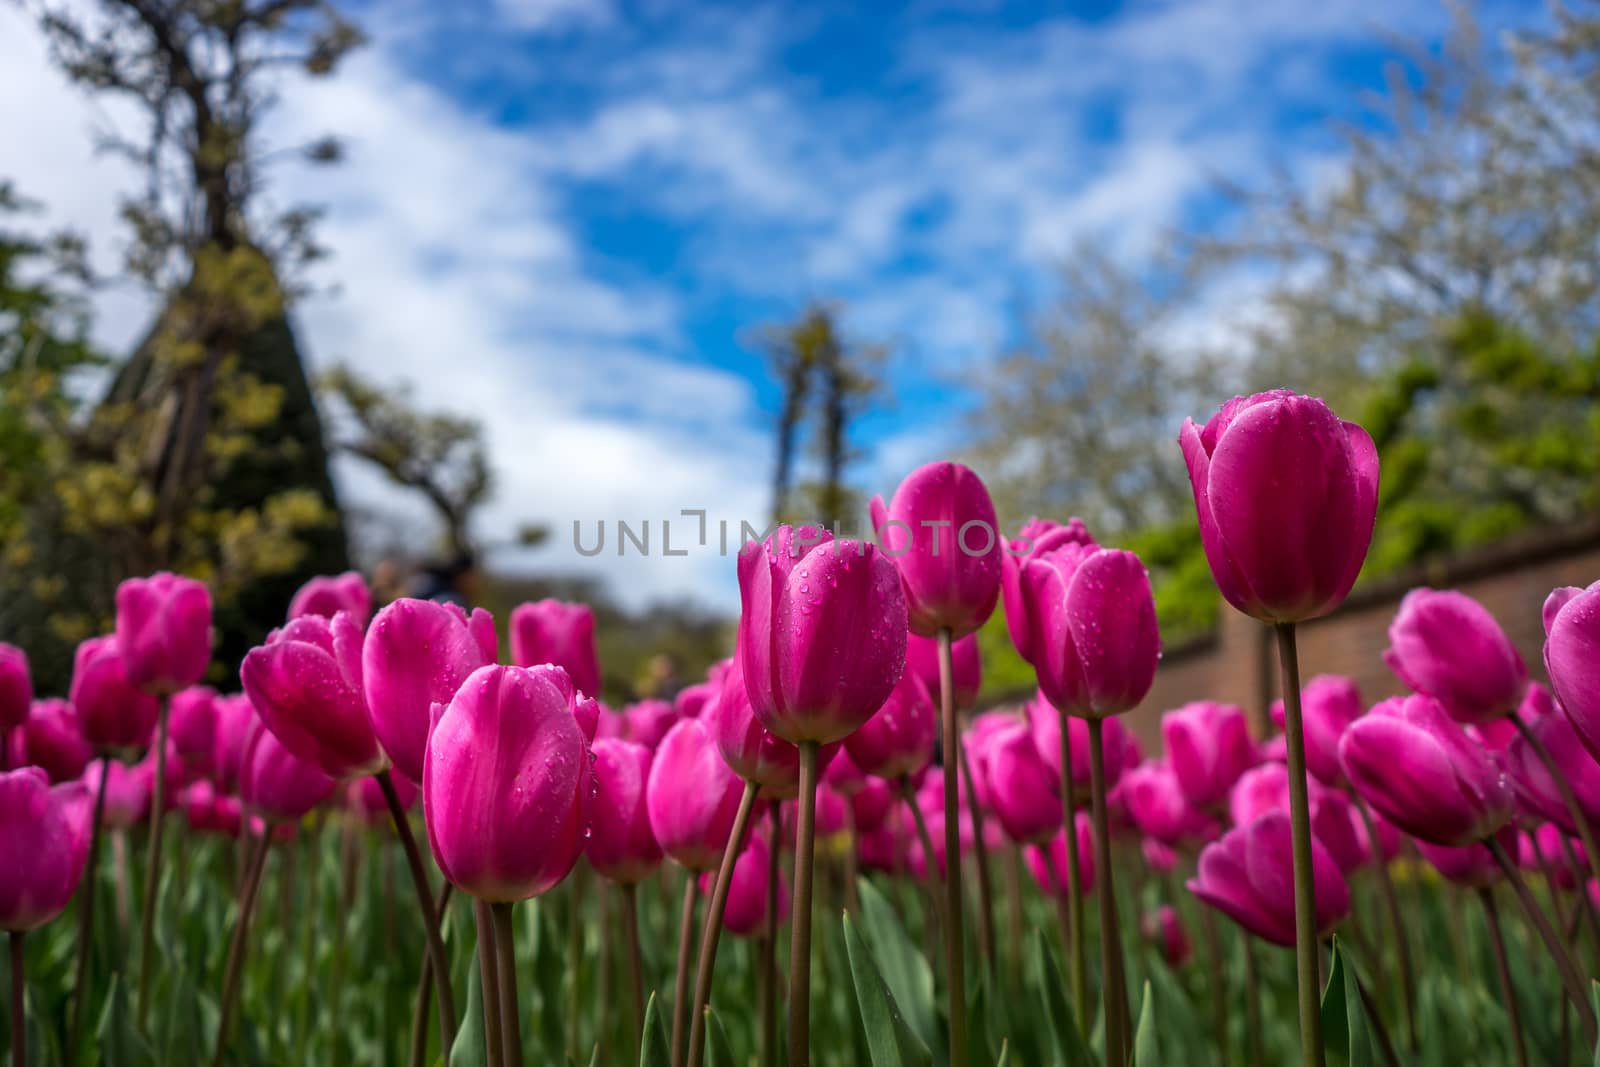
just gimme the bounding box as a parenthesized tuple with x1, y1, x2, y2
(408, 551, 480, 608)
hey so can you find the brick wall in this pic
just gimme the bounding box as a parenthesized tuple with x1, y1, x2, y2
(1116, 520, 1600, 751)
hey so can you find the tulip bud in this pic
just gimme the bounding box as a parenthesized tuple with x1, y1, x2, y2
(905, 633, 981, 711)
(1180, 390, 1378, 623)
(737, 526, 907, 745)
(1504, 702, 1600, 834)
(821, 747, 866, 797)
(212, 693, 257, 795)
(1001, 517, 1095, 663)
(1142, 838, 1178, 874)
(625, 700, 677, 750)
(586, 739, 663, 885)
(167, 686, 219, 778)
(1142, 906, 1192, 968)
(1384, 589, 1527, 725)
(1025, 694, 1131, 791)
(1339, 694, 1513, 846)
(676, 678, 718, 721)
(364, 598, 496, 783)
(1228, 763, 1365, 874)
(239, 720, 337, 824)
(851, 776, 895, 833)
(0, 768, 91, 930)
(349, 773, 417, 826)
(14, 698, 91, 784)
(709, 657, 802, 798)
(709, 834, 788, 938)
(645, 719, 743, 872)
(1189, 811, 1350, 946)
(1024, 812, 1096, 896)
(242, 612, 385, 780)
(83, 759, 152, 830)
(510, 599, 601, 698)
(289, 571, 373, 624)
(1416, 827, 1518, 888)
(425, 665, 593, 900)
(1021, 546, 1159, 719)
(182, 781, 244, 838)
(988, 722, 1062, 845)
(845, 672, 937, 782)
(1120, 762, 1219, 847)
(1163, 701, 1256, 809)
(114, 572, 212, 693)
(70, 636, 160, 753)
(1518, 824, 1585, 889)
(1545, 581, 1600, 763)
(0, 644, 32, 731)
(880, 461, 1004, 638)
(1269, 675, 1362, 788)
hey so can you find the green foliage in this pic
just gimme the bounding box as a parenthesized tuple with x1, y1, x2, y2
(1320, 939, 1375, 1067)
(843, 912, 932, 1067)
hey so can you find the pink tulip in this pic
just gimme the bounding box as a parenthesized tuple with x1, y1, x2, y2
(845, 671, 937, 782)
(114, 572, 212, 693)
(737, 525, 907, 745)
(1229, 763, 1365, 874)
(1189, 811, 1350, 946)
(625, 700, 677, 749)
(510, 599, 601, 698)
(289, 571, 373, 624)
(425, 664, 592, 900)
(709, 656, 802, 798)
(1020, 545, 1159, 718)
(1143, 906, 1193, 968)
(676, 678, 719, 720)
(1384, 589, 1527, 725)
(1164, 701, 1256, 809)
(1142, 838, 1178, 874)
(1518, 824, 1585, 889)
(212, 693, 257, 794)
(82, 759, 153, 830)
(814, 784, 850, 837)
(182, 781, 244, 837)
(905, 633, 981, 710)
(822, 747, 866, 797)
(1000, 517, 1096, 663)
(349, 773, 417, 825)
(1026, 694, 1131, 791)
(1339, 694, 1513, 846)
(878, 462, 1004, 639)
(586, 739, 664, 885)
(238, 720, 336, 825)
(70, 636, 160, 753)
(1269, 675, 1363, 787)
(1417, 827, 1517, 888)
(167, 685, 219, 778)
(1504, 702, 1600, 834)
(645, 718, 743, 872)
(0, 768, 91, 930)
(851, 777, 895, 833)
(709, 834, 788, 937)
(242, 612, 384, 780)
(1546, 582, 1600, 763)
(0, 644, 31, 731)
(16, 700, 92, 783)
(363, 598, 496, 783)
(1024, 813, 1097, 896)
(1121, 762, 1219, 847)
(988, 721, 1062, 845)
(1180, 391, 1378, 623)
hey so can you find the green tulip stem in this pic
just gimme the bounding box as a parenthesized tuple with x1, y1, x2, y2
(491, 902, 523, 1067)
(900, 778, 945, 940)
(1056, 705, 1089, 1029)
(1243, 935, 1265, 1067)
(378, 769, 459, 1056)
(687, 779, 761, 1067)
(623, 883, 646, 1066)
(1477, 887, 1529, 1067)
(788, 739, 820, 1067)
(474, 898, 504, 1067)
(408, 881, 455, 1067)
(1349, 792, 1416, 1050)
(1087, 717, 1129, 1065)
(671, 868, 700, 1067)
(68, 753, 111, 1061)
(137, 695, 171, 1030)
(10, 930, 24, 1067)
(936, 628, 970, 1067)
(1486, 834, 1597, 1044)
(955, 733, 997, 970)
(212, 829, 272, 1067)
(1273, 622, 1326, 1067)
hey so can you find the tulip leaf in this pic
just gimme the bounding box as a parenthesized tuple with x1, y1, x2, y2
(705, 1005, 737, 1067)
(449, 949, 488, 1067)
(1320, 938, 1374, 1067)
(641, 991, 671, 1067)
(844, 911, 933, 1067)
(1591, 981, 1600, 1067)
(96, 974, 157, 1067)
(856, 879, 936, 1047)
(1026, 929, 1093, 1067)
(1133, 980, 1157, 1065)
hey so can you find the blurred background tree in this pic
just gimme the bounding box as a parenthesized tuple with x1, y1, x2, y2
(2, 0, 364, 686)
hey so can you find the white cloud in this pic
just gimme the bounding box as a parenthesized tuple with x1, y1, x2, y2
(496, 0, 614, 33)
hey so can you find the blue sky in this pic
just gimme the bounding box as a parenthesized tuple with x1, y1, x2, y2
(0, 0, 1543, 609)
